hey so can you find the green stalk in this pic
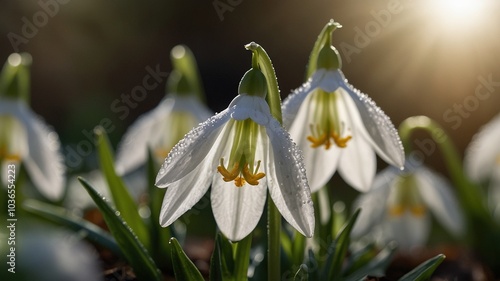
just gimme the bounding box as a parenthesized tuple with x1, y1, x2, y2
(245, 42, 282, 281)
(0, 53, 31, 103)
(233, 233, 252, 280)
(305, 20, 341, 80)
(398, 116, 488, 218)
(245, 42, 282, 123)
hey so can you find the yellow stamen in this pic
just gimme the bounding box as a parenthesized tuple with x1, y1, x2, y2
(388, 205, 405, 217)
(307, 131, 351, 150)
(307, 134, 329, 149)
(332, 133, 352, 148)
(410, 205, 427, 217)
(0, 147, 21, 162)
(388, 204, 427, 217)
(217, 158, 266, 187)
(217, 158, 240, 182)
(234, 177, 246, 187)
(242, 161, 265, 185)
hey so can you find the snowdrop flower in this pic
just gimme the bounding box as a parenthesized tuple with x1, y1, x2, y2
(351, 165, 464, 250)
(156, 68, 315, 241)
(0, 53, 65, 200)
(282, 23, 404, 192)
(115, 70, 212, 176)
(464, 113, 500, 219)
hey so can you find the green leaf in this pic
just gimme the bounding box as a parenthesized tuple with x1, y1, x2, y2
(280, 230, 293, 262)
(22, 199, 122, 257)
(147, 148, 171, 270)
(78, 177, 162, 281)
(95, 127, 150, 249)
(170, 237, 205, 281)
(210, 233, 235, 281)
(343, 242, 397, 281)
(398, 254, 445, 281)
(328, 209, 361, 281)
(292, 230, 307, 266)
(305, 249, 319, 281)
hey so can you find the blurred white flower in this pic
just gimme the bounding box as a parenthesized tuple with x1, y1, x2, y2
(0, 53, 65, 201)
(64, 170, 109, 214)
(282, 67, 404, 193)
(464, 113, 500, 220)
(351, 165, 464, 250)
(7, 229, 102, 281)
(156, 69, 315, 241)
(115, 94, 212, 176)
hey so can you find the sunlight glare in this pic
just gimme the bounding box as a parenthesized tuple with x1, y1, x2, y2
(428, 0, 485, 31)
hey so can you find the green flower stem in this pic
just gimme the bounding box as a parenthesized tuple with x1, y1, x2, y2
(245, 42, 282, 124)
(233, 233, 252, 280)
(398, 116, 488, 217)
(245, 42, 282, 281)
(170, 45, 206, 103)
(0, 53, 31, 103)
(305, 20, 342, 80)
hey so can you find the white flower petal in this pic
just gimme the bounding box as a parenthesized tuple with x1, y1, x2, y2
(159, 160, 213, 227)
(211, 134, 268, 241)
(351, 167, 396, 237)
(173, 95, 214, 122)
(338, 136, 376, 192)
(415, 166, 465, 236)
(155, 109, 231, 186)
(115, 98, 176, 175)
(266, 119, 315, 237)
(282, 81, 314, 129)
(464, 113, 500, 182)
(5, 100, 65, 200)
(211, 180, 267, 241)
(386, 212, 431, 250)
(116, 96, 212, 175)
(287, 90, 341, 192)
(335, 72, 404, 169)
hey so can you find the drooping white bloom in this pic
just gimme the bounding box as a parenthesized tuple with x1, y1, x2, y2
(0, 98, 65, 201)
(464, 113, 500, 219)
(351, 165, 464, 250)
(156, 90, 315, 241)
(282, 68, 405, 192)
(115, 94, 212, 175)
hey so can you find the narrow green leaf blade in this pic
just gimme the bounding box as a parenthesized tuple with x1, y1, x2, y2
(210, 233, 235, 281)
(22, 199, 121, 257)
(79, 177, 162, 281)
(343, 242, 397, 281)
(328, 209, 361, 281)
(170, 237, 205, 281)
(398, 254, 445, 281)
(95, 127, 150, 249)
(147, 148, 171, 270)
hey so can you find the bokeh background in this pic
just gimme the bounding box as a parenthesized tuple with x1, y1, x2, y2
(1, 0, 499, 179)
